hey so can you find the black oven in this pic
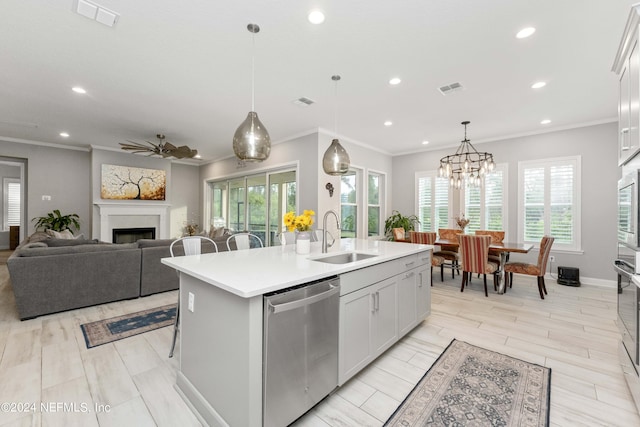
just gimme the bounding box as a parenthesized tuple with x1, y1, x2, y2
(615, 260, 639, 373)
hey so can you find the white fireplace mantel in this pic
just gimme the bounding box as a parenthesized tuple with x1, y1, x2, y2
(94, 202, 170, 242)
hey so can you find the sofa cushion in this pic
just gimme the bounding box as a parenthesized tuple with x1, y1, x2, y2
(14, 243, 138, 257)
(136, 239, 174, 248)
(46, 238, 100, 247)
(46, 229, 75, 239)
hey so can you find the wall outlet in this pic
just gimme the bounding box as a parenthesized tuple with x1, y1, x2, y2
(188, 292, 195, 312)
(549, 256, 555, 263)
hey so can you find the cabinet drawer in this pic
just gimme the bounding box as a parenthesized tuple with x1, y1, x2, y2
(339, 253, 421, 296)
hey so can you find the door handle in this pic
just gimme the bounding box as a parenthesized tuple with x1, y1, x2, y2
(375, 291, 380, 311)
(268, 283, 340, 314)
(405, 261, 415, 268)
(418, 272, 423, 288)
(372, 293, 376, 313)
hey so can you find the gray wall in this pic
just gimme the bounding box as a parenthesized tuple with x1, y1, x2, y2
(391, 122, 618, 283)
(0, 140, 91, 238)
(170, 163, 201, 238)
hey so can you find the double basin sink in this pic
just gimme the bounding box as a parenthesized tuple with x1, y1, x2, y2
(311, 252, 378, 265)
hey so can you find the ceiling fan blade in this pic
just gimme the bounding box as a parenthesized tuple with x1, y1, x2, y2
(170, 146, 198, 159)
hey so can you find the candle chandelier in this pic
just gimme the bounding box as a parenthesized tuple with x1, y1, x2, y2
(438, 121, 495, 189)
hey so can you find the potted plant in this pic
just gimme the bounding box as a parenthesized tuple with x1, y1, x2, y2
(32, 209, 80, 234)
(384, 210, 420, 240)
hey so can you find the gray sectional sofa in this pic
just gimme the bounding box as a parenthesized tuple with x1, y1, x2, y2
(7, 236, 230, 320)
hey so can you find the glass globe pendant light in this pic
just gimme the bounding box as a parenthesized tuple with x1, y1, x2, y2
(323, 75, 351, 175)
(233, 23, 271, 162)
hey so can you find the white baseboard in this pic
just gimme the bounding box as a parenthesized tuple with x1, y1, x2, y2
(544, 273, 616, 289)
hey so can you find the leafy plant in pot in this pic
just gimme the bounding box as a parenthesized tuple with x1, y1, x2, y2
(384, 210, 420, 241)
(32, 209, 80, 234)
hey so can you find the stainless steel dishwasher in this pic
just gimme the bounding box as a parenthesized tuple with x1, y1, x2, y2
(263, 276, 340, 427)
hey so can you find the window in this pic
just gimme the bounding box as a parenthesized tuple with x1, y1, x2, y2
(367, 172, 384, 237)
(3, 178, 20, 230)
(207, 169, 296, 246)
(518, 156, 581, 250)
(462, 165, 507, 234)
(416, 172, 450, 231)
(341, 170, 358, 238)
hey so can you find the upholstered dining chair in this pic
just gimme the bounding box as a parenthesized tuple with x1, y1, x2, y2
(392, 227, 406, 241)
(435, 228, 462, 278)
(409, 231, 446, 284)
(504, 236, 555, 299)
(168, 236, 219, 358)
(475, 230, 506, 266)
(226, 232, 264, 251)
(458, 234, 499, 297)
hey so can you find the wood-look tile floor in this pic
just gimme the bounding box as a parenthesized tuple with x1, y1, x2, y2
(0, 264, 638, 426)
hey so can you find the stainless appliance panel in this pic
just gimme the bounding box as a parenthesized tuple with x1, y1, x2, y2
(263, 277, 340, 427)
(618, 171, 640, 249)
(615, 261, 639, 369)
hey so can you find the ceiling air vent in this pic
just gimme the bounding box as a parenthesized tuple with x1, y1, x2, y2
(438, 82, 464, 95)
(292, 97, 315, 107)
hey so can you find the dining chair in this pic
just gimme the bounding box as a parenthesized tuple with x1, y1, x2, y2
(392, 227, 406, 241)
(278, 231, 296, 245)
(226, 232, 264, 251)
(168, 236, 219, 358)
(504, 236, 555, 299)
(475, 229, 506, 267)
(458, 234, 499, 297)
(435, 228, 462, 278)
(409, 231, 445, 284)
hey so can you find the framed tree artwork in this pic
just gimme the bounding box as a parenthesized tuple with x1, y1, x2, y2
(101, 164, 166, 200)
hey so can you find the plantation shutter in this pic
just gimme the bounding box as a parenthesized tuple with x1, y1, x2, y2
(465, 186, 481, 233)
(434, 177, 449, 230)
(523, 167, 545, 241)
(485, 170, 503, 230)
(550, 164, 573, 244)
(416, 173, 450, 232)
(417, 176, 432, 231)
(7, 182, 20, 226)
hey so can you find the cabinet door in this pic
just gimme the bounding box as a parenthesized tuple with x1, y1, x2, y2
(629, 39, 640, 161)
(416, 264, 431, 320)
(372, 277, 398, 356)
(398, 270, 417, 336)
(338, 286, 373, 385)
(620, 52, 632, 165)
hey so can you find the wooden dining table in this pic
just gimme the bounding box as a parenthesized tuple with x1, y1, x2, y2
(434, 238, 534, 294)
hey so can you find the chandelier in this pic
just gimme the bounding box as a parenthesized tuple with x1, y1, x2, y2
(438, 121, 494, 189)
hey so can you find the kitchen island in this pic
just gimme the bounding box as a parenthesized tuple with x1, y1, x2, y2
(161, 238, 432, 427)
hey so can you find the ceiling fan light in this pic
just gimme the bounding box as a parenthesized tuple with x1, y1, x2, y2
(323, 139, 350, 175)
(233, 111, 271, 162)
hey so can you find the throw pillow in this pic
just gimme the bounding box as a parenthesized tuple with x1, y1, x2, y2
(26, 231, 50, 244)
(45, 229, 75, 239)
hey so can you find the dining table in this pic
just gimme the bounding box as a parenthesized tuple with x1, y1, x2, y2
(434, 238, 534, 294)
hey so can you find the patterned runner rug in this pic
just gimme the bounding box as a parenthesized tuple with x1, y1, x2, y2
(384, 339, 551, 427)
(81, 304, 176, 348)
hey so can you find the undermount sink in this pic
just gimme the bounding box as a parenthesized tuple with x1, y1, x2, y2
(311, 252, 378, 264)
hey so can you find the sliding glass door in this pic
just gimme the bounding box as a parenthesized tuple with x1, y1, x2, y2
(208, 168, 296, 246)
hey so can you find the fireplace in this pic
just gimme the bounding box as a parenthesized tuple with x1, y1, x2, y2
(113, 227, 156, 244)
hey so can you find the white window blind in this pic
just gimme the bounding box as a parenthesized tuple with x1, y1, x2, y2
(416, 172, 450, 231)
(519, 157, 580, 250)
(462, 166, 506, 234)
(3, 178, 20, 230)
(367, 172, 383, 237)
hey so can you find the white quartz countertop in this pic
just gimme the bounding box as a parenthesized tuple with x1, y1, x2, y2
(161, 238, 433, 298)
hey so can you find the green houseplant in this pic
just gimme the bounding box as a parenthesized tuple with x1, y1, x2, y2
(384, 210, 420, 240)
(32, 209, 80, 234)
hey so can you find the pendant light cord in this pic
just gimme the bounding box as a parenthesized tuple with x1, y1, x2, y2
(251, 31, 256, 112)
(332, 75, 341, 138)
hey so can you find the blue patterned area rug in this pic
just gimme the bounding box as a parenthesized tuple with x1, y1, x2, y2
(384, 339, 551, 427)
(81, 304, 176, 349)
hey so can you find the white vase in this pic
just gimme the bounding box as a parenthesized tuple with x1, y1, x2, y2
(296, 231, 311, 255)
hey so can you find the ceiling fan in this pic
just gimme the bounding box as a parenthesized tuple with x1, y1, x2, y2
(120, 134, 199, 159)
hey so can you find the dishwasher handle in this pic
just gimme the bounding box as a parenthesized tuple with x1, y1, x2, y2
(268, 283, 340, 314)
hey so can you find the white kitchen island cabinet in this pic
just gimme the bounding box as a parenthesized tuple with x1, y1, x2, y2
(161, 238, 432, 427)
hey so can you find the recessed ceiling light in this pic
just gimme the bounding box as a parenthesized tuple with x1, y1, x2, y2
(384, 121, 393, 126)
(72, 86, 87, 94)
(422, 140, 429, 145)
(308, 10, 325, 24)
(389, 77, 402, 85)
(59, 132, 70, 137)
(516, 27, 536, 39)
(540, 119, 551, 125)
(531, 81, 546, 89)
(194, 154, 202, 159)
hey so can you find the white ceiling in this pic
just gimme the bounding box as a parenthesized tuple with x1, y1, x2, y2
(0, 0, 635, 162)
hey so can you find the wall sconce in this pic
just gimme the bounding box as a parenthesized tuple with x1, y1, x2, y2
(325, 182, 334, 197)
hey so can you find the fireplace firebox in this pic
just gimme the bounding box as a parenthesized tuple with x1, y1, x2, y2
(112, 227, 156, 244)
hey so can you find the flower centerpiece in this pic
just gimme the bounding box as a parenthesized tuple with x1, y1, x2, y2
(454, 213, 470, 231)
(284, 210, 315, 254)
(284, 210, 315, 232)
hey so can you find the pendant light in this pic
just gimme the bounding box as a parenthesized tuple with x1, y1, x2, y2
(322, 75, 350, 175)
(233, 23, 271, 162)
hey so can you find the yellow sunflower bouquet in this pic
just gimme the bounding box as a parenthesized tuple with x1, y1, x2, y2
(284, 210, 315, 232)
